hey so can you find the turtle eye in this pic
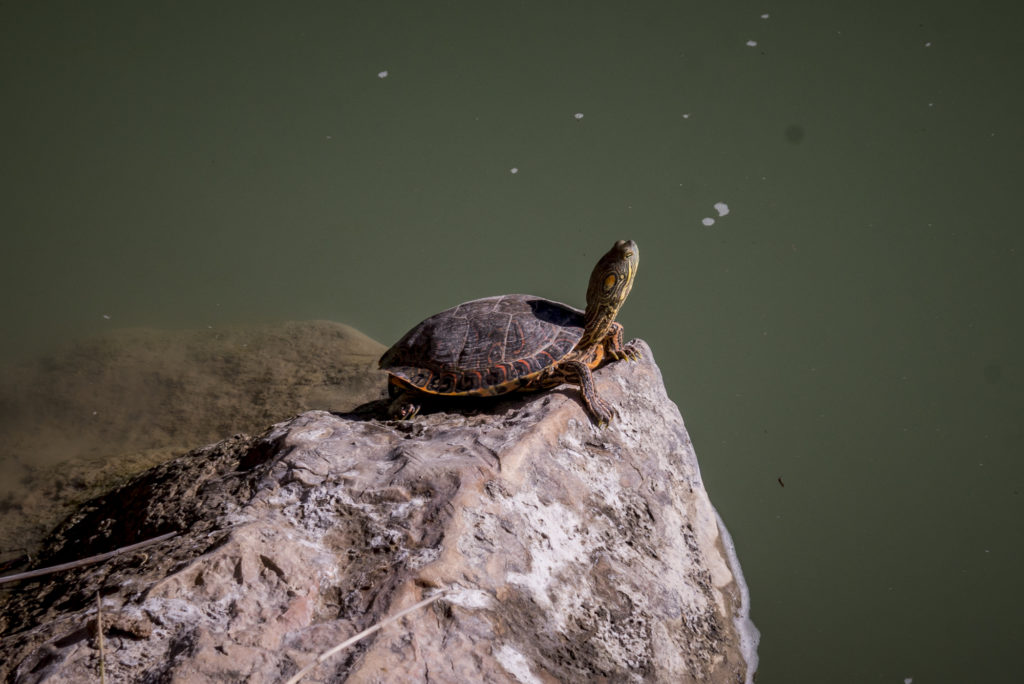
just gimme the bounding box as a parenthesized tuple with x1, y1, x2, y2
(603, 274, 616, 290)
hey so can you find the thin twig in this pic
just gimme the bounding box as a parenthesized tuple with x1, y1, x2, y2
(96, 591, 107, 684)
(284, 589, 449, 684)
(0, 531, 178, 585)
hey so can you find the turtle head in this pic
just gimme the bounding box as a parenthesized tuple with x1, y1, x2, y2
(581, 240, 639, 347)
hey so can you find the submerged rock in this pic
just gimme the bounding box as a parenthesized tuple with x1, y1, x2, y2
(0, 341, 757, 683)
(0, 320, 387, 557)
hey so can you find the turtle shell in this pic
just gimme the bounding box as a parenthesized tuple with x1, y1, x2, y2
(379, 294, 584, 396)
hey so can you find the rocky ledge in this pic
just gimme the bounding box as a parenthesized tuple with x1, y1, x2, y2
(0, 340, 758, 683)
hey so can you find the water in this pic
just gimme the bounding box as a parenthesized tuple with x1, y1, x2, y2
(2, 2, 1022, 681)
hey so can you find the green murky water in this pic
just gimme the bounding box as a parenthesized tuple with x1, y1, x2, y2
(2, 2, 1022, 681)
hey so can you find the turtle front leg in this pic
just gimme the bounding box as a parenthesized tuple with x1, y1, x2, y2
(604, 322, 642, 362)
(562, 360, 614, 427)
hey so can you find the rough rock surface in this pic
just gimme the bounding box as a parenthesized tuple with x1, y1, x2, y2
(0, 340, 757, 683)
(0, 320, 387, 557)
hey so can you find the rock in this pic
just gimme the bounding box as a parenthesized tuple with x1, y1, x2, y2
(0, 340, 758, 683)
(0, 320, 387, 557)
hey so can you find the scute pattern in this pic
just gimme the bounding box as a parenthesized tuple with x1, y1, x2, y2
(381, 295, 585, 396)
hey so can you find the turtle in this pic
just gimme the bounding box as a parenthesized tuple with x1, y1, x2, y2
(378, 239, 641, 425)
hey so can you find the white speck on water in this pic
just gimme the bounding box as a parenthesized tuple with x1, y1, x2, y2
(92, 411, 98, 416)
(702, 217, 716, 226)
(928, 102, 935, 107)
(761, 13, 770, 19)
(510, 167, 519, 174)
(924, 41, 932, 47)
(377, 70, 388, 79)
(746, 40, 758, 47)
(102, 314, 111, 320)
(325, 135, 332, 140)
(573, 112, 584, 120)
(714, 201, 730, 216)
(904, 678, 913, 684)
(682, 113, 691, 119)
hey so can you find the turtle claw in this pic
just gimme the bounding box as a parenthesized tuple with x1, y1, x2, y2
(387, 392, 422, 420)
(609, 341, 642, 363)
(589, 396, 615, 428)
(595, 408, 620, 429)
